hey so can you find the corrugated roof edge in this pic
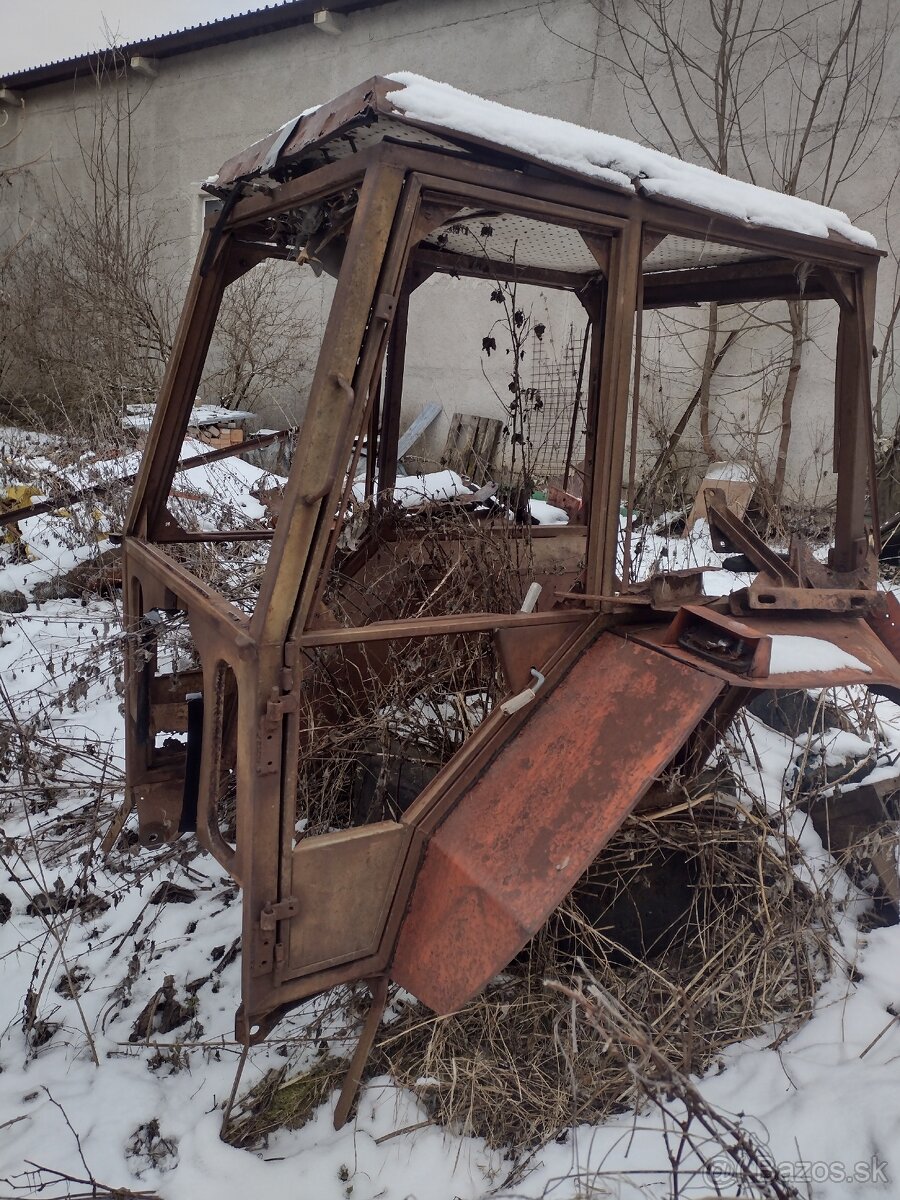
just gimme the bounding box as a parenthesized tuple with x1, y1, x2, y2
(0, 0, 396, 90)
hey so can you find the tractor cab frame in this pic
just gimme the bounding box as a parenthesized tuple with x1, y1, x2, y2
(122, 76, 900, 1122)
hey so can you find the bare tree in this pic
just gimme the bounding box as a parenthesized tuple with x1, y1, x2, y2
(0, 51, 175, 432)
(205, 259, 314, 419)
(0, 48, 312, 436)
(541, 0, 898, 507)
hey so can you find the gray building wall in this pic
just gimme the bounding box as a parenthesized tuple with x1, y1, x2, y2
(2, 0, 898, 502)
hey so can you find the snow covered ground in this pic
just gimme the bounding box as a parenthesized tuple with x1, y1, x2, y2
(1, 449, 900, 1198)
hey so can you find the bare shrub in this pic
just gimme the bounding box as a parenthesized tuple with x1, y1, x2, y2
(0, 50, 312, 440)
(296, 508, 531, 834)
(373, 786, 832, 1153)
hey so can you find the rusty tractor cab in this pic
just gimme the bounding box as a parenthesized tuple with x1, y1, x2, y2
(123, 76, 900, 1123)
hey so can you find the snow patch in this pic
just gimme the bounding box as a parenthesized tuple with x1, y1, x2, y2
(393, 469, 469, 508)
(529, 498, 569, 525)
(704, 460, 754, 482)
(769, 634, 872, 675)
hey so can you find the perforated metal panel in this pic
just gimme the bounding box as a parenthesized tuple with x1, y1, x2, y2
(423, 212, 601, 273)
(644, 235, 764, 272)
(274, 113, 776, 279)
(420, 216, 767, 277)
(286, 120, 771, 277)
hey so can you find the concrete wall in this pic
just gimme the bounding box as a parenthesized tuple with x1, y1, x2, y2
(2, 0, 898, 505)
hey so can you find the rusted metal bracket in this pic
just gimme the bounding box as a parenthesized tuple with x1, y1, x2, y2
(663, 604, 772, 678)
(701, 490, 876, 613)
(265, 685, 298, 721)
(373, 291, 397, 321)
(557, 566, 715, 612)
(705, 489, 799, 586)
(200, 183, 246, 277)
(260, 897, 300, 931)
(255, 896, 301, 984)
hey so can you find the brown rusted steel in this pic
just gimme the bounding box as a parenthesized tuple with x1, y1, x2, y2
(630, 612, 900, 690)
(494, 621, 589, 694)
(332, 975, 391, 1130)
(802, 777, 900, 911)
(294, 609, 592, 647)
(586, 219, 644, 598)
(391, 634, 723, 1013)
(705, 489, 800, 585)
(868, 589, 900, 662)
(705, 489, 881, 614)
(120, 76, 893, 1112)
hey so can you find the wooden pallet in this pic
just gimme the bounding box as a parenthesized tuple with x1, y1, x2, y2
(442, 412, 503, 484)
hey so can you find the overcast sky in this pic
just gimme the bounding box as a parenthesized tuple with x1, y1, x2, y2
(1, 0, 252, 75)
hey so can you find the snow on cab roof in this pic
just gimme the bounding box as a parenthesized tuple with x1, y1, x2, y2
(384, 74, 875, 249)
(211, 73, 876, 250)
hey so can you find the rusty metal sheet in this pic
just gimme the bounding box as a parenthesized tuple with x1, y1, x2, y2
(803, 779, 900, 910)
(630, 612, 900, 691)
(214, 78, 391, 187)
(868, 590, 900, 663)
(286, 822, 411, 978)
(390, 633, 723, 1013)
(494, 620, 590, 694)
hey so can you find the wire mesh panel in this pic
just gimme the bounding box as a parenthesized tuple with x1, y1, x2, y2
(527, 323, 587, 482)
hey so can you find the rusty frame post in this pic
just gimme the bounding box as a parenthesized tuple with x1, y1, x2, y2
(246, 164, 414, 1039)
(376, 276, 412, 501)
(124, 234, 261, 540)
(249, 162, 411, 649)
(577, 281, 605, 531)
(832, 263, 879, 571)
(299, 176, 428, 633)
(585, 218, 644, 598)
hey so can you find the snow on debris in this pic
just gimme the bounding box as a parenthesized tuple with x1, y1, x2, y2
(384, 73, 877, 248)
(173, 436, 283, 516)
(122, 403, 254, 432)
(528, 497, 568, 525)
(351, 469, 471, 507)
(705, 460, 754, 483)
(4, 440, 900, 1199)
(392, 469, 470, 508)
(769, 634, 872, 675)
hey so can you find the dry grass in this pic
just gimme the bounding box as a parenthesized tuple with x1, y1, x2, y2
(224, 1054, 348, 1150)
(224, 774, 836, 1161)
(218, 509, 843, 1162)
(294, 510, 537, 835)
(371, 784, 832, 1151)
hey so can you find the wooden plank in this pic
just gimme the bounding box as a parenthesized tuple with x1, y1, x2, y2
(397, 401, 442, 461)
(442, 413, 503, 483)
(686, 463, 755, 532)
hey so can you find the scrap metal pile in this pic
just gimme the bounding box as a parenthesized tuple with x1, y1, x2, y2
(119, 75, 900, 1124)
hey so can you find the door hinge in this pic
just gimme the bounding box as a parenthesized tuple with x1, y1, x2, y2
(259, 896, 299, 931)
(265, 684, 298, 722)
(258, 679, 298, 774)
